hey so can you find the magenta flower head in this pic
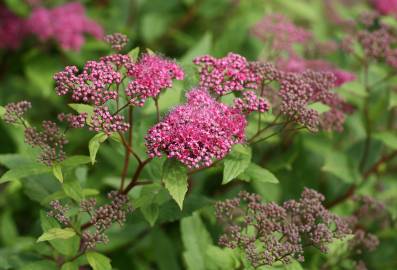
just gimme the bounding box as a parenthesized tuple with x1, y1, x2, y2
(27, 2, 103, 50)
(145, 88, 247, 168)
(251, 13, 311, 52)
(193, 53, 259, 96)
(233, 91, 270, 114)
(373, 0, 397, 16)
(0, 5, 28, 49)
(126, 54, 184, 106)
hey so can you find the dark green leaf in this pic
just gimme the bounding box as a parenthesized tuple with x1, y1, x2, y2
(162, 159, 188, 209)
(86, 251, 112, 270)
(223, 144, 252, 184)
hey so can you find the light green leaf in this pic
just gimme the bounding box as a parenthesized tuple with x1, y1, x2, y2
(389, 91, 397, 109)
(322, 151, 359, 184)
(0, 106, 5, 118)
(308, 102, 331, 114)
(52, 164, 63, 183)
(86, 251, 112, 270)
(181, 212, 212, 270)
(63, 179, 84, 202)
(61, 155, 91, 168)
(162, 159, 188, 210)
(0, 211, 18, 246)
(128, 47, 140, 61)
(37, 228, 76, 242)
(40, 211, 80, 256)
(141, 203, 159, 227)
(373, 131, 397, 150)
(89, 133, 108, 165)
(0, 164, 51, 184)
(223, 144, 252, 184)
(61, 262, 79, 270)
(205, 246, 240, 270)
(181, 32, 212, 64)
(239, 163, 279, 184)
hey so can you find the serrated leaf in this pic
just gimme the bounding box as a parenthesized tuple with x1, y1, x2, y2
(141, 203, 159, 227)
(128, 47, 140, 61)
(373, 131, 397, 150)
(223, 144, 252, 184)
(37, 228, 76, 242)
(63, 179, 84, 202)
(86, 252, 112, 270)
(52, 164, 63, 183)
(307, 102, 331, 114)
(0, 164, 51, 184)
(162, 159, 188, 210)
(239, 163, 279, 184)
(205, 246, 240, 270)
(89, 133, 108, 165)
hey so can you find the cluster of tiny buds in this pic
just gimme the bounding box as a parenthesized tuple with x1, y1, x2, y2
(233, 91, 270, 114)
(47, 200, 70, 226)
(3, 101, 31, 125)
(24, 121, 68, 166)
(104, 33, 129, 51)
(80, 191, 132, 249)
(90, 107, 129, 135)
(215, 188, 351, 267)
(58, 113, 87, 128)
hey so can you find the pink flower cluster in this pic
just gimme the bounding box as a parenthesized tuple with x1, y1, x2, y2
(0, 6, 28, 49)
(251, 14, 312, 52)
(126, 54, 184, 106)
(373, 0, 397, 16)
(145, 88, 247, 168)
(233, 91, 270, 114)
(91, 107, 129, 135)
(193, 53, 259, 96)
(54, 61, 122, 106)
(27, 2, 103, 50)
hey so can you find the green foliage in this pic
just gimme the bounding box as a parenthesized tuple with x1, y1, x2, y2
(86, 252, 112, 270)
(162, 158, 188, 209)
(223, 144, 252, 184)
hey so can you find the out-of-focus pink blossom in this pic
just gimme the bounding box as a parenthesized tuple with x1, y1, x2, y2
(0, 6, 28, 49)
(27, 2, 103, 50)
(145, 88, 247, 168)
(251, 14, 312, 52)
(373, 0, 397, 16)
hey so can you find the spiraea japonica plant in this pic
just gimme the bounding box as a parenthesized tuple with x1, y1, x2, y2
(1, 1, 397, 270)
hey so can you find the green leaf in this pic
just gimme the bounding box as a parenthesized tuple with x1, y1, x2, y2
(322, 150, 359, 184)
(60, 155, 91, 168)
(223, 144, 252, 184)
(20, 260, 57, 270)
(162, 159, 188, 210)
(389, 91, 397, 109)
(37, 228, 76, 242)
(141, 13, 171, 43)
(152, 228, 181, 270)
(89, 133, 108, 165)
(68, 104, 94, 123)
(181, 32, 212, 64)
(128, 47, 140, 61)
(0, 164, 51, 184)
(40, 211, 79, 256)
(239, 163, 279, 184)
(141, 203, 159, 227)
(52, 164, 63, 183)
(61, 262, 79, 270)
(181, 212, 212, 270)
(86, 252, 112, 270)
(0, 106, 5, 118)
(374, 131, 397, 150)
(205, 246, 240, 270)
(307, 102, 331, 114)
(0, 211, 18, 246)
(63, 179, 84, 202)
